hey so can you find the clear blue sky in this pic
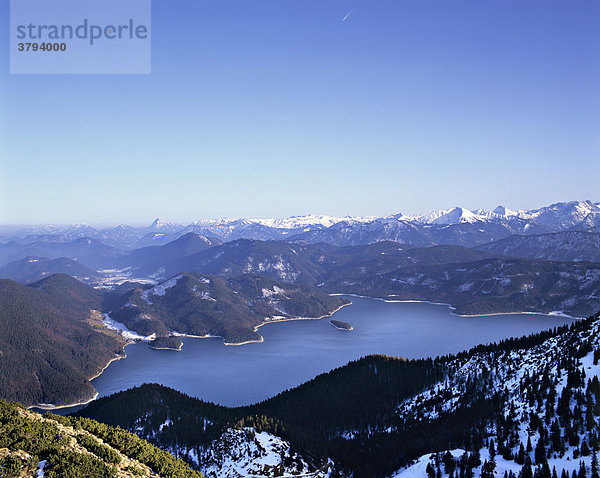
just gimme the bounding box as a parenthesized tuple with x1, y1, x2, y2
(1, 0, 598, 225)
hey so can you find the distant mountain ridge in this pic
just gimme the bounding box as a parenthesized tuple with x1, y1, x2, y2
(0, 256, 97, 284)
(476, 230, 600, 263)
(151, 239, 600, 317)
(1, 200, 598, 250)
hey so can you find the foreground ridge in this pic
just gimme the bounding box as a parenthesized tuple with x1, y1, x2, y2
(0, 400, 204, 478)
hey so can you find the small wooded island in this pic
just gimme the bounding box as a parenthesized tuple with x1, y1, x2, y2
(330, 319, 353, 331)
(148, 336, 183, 351)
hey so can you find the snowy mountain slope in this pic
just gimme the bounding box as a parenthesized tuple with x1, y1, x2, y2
(163, 239, 328, 283)
(251, 214, 374, 230)
(392, 446, 597, 478)
(416, 207, 485, 225)
(526, 200, 600, 231)
(391, 315, 600, 478)
(146, 218, 184, 233)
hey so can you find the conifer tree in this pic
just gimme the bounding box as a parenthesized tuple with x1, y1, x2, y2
(481, 460, 496, 478)
(517, 443, 526, 465)
(592, 451, 599, 478)
(489, 439, 496, 459)
(581, 441, 591, 457)
(521, 461, 533, 478)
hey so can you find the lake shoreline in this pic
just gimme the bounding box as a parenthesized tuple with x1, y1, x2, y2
(29, 350, 129, 411)
(42, 297, 578, 409)
(41, 303, 353, 407)
(174, 302, 353, 347)
(31, 296, 575, 411)
(330, 293, 581, 320)
(148, 345, 182, 351)
(330, 319, 353, 331)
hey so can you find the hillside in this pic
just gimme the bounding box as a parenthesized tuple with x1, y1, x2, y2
(108, 272, 349, 344)
(0, 275, 123, 407)
(0, 399, 203, 477)
(159, 240, 493, 284)
(476, 231, 600, 263)
(163, 239, 327, 284)
(124, 239, 600, 317)
(0, 237, 123, 269)
(0, 256, 98, 283)
(322, 257, 600, 317)
(76, 311, 600, 477)
(118, 232, 222, 277)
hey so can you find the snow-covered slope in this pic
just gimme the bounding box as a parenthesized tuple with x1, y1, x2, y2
(391, 315, 600, 478)
(417, 207, 486, 225)
(251, 214, 374, 230)
(192, 428, 333, 478)
(525, 200, 600, 231)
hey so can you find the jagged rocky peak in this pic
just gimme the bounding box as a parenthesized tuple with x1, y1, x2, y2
(147, 217, 181, 231)
(492, 205, 518, 217)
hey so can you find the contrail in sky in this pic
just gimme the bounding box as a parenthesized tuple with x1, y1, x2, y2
(342, 9, 354, 22)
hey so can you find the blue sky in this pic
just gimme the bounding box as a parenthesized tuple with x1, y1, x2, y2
(1, 0, 598, 225)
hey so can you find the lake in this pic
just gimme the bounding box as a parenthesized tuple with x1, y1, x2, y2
(72, 297, 574, 408)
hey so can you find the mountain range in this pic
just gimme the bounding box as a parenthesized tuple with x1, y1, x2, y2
(1, 200, 598, 250)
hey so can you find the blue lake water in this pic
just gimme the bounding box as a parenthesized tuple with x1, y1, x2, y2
(87, 297, 575, 407)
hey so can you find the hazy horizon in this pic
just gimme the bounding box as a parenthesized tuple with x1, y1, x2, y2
(0, 197, 597, 229)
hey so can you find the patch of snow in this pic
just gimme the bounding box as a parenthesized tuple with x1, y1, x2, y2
(142, 274, 183, 303)
(262, 286, 286, 298)
(158, 419, 172, 432)
(199, 427, 333, 478)
(102, 313, 153, 341)
(36, 460, 46, 478)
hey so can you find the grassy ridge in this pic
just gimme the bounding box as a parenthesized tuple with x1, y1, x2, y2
(0, 399, 204, 478)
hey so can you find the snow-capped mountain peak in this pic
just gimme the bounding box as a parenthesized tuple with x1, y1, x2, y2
(492, 205, 518, 217)
(526, 200, 600, 230)
(250, 214, 375, 229)
(418, 207, 484, 225)
(146, 218, 182, 232)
